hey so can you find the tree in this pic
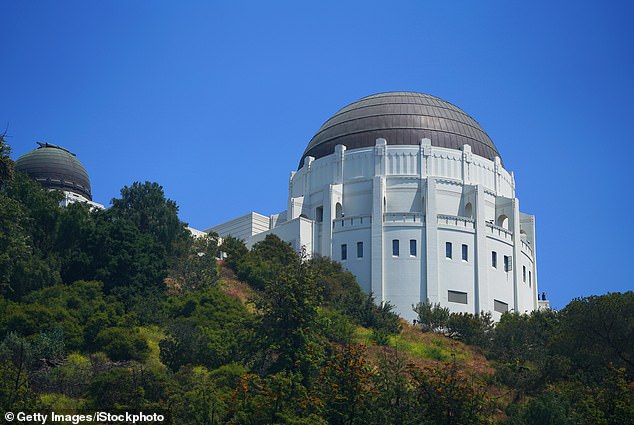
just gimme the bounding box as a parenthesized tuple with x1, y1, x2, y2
(413, 300, 450, 333)
(237, 234, 298, 290)
(446, 312, 493, 347)
(160, 287, 251, 371)
(0, 173, 63, 299)
(313, 344, 373, 425)
(554, 292, 634, 375)
(0, 133, 14, 190)
(408, 359, 492, 425)
(253, 245, 322, 373)
(168, 232, 220, 292)
(109, 181, 189, 257)
(94, 327, 150, 362)
(219, 235, 248, 272)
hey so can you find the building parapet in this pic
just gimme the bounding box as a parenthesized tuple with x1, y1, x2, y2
(383, 212, 424, 224)
(521, 239, 533, 255)
(486, 221, 513, 241)
(333, 215, 372, 230)
(437, 214, 475, 230)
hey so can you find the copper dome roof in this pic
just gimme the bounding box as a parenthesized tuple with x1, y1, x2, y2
(15, 142, 92, 200)
(300, 92, 500, 169)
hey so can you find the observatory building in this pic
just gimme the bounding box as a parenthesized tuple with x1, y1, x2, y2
(15, 142, 103, 209)
(211, 91, 539, 320)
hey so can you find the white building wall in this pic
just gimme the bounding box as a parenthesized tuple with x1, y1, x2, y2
(211, 138, 538, 321)
(207, 212, 270, 242)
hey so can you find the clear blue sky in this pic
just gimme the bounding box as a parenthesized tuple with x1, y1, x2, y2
(2, 1, 633, 309)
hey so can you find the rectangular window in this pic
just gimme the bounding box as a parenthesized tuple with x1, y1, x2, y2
(529, 270, 532, 287)
(392, 239, 400, 256)
(410, 239, 417, 256)
(492, 251, 497, 268)
(494, 299, 509, 313)
(523, 265, 526, 282)
(357, 242, 363, 258)
(504, 255, 512, 272)
(448, 290, 468, 304)
(341, 244, 347, 261)
(446, 242, 452, 259)
(462, 244, 468, 261)
(315, 206, 323, 222)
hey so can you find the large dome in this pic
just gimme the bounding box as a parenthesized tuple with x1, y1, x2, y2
(300, 92, 500, 169)
(15, 142, 92, 200)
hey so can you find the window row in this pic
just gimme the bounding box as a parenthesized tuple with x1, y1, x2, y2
(445, 242, 469, 261)
(447, 290, 509, 313)
(392, 239, 417, 257)
(491, 251, 532, 285)
(341, 242, 365, 260)
(491, 251, 512, 272)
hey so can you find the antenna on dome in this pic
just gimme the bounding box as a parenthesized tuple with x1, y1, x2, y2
(36, 142, 76, 156)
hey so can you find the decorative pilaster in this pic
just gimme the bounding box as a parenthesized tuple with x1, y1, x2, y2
(474, 184, 489, 314)
(425, 178, 439, 304)
(512, 198, 521, 313)
(371, 175, 385, 302)
(334, 144, 346, 184)
(462, 144, 472, 184)
(375, 138, 387, 176)
(494, 156, 501, 195)
(420, 138, 431, 178)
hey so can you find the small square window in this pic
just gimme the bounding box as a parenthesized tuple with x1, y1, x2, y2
(446, 242, 452, 259)
(492, 251, 497, 268)
(462, 244, 468, 261)
(410, 239, 417, 256)
(392, 239, 400, 256)
(357, 242, 363, 258)
(341, 244, 347, 261)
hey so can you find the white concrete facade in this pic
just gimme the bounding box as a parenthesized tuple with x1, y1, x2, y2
(211, 136, 538, 321)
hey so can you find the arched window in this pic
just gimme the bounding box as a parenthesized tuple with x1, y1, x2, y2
(464, 202, 473, 219)
(335, 202, 343, 218)
(497, 214, 509, 229)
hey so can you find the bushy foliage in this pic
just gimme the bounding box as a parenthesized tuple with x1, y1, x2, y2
(413, 300, 450, 333)
(94, 327, 150, 362)
(235, 234, 298, 290)
(553, 292, 634, 375)
(310, 256, 401, 336)
(109, 181, 189, 257)
(219, 235, 248, 271)
(159, 287, 251, 372)
(446, 312, 493, 347)
(1, 136, 632, 424)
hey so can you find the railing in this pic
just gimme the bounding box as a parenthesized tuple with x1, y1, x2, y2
(437, 214, 475, 229)
(333, 215, 371, 230)
(521, 239, 533, 255)
(383, 212, 424, 223)
(486, 222, 513, 241)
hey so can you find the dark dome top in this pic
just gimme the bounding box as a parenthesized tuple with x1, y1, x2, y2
(300, 92, 500, 169)
(15, 142, 92, 200)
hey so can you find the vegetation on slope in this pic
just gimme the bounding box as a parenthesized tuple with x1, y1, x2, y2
(1, 135, 632, 424)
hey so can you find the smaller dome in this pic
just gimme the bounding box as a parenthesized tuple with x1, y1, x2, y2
(15, 142, 92, 200)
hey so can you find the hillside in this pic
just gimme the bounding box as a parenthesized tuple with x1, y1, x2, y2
(1, 135, 632, 424)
